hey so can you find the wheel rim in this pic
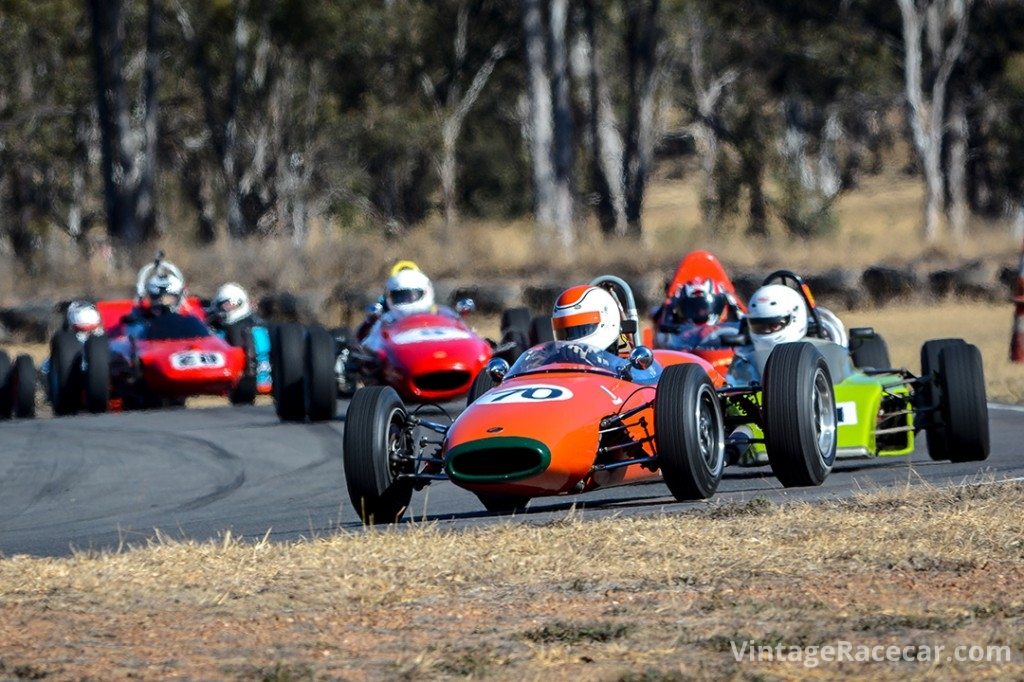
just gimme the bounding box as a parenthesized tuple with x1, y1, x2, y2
(694, 384, 725, 475)
(385, 407, 411, 479)
(812, 367, 837, 459)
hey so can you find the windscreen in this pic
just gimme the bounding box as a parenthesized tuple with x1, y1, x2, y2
(507, 341, 626, 377)
(139, 313, 211, 341)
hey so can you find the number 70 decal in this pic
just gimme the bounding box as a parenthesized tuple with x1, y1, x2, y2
(476, 384, 574, 404)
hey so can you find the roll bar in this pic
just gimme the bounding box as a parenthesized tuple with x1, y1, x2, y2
(589, 274, 643, 348)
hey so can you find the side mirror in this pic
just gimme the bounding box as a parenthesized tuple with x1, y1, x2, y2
(849, 327, 876, 340)
(486, 357, 510, 383)
(721, 333, 748, 347)
(629, 346, 655, 371)
(455, 298, 476, 316)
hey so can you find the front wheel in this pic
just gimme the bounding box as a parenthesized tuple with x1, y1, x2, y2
(272, 323, 307, 422)
(919, 338, 968, 461)
(83, 336, 110, 414)
(850, 333, 891, 369)
(343, 386, 414, 525)
(762, 342, 837, 487)
(654, 363, 725, 500)
(11, 354, 37, 419)
(304, 325, 337, 422)
(50, 331, 83, 417)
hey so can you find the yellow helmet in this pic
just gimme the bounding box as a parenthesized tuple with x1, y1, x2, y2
(389, 260, 421, 277)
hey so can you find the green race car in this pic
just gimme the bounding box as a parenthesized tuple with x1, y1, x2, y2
(719, 271, 989, 480)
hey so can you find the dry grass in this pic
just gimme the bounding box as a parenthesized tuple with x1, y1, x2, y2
(2, 172, 1018, 311)
(1, 481, 1022, 679)
(844, 300, 1024, 403)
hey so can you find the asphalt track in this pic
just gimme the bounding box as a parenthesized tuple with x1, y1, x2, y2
(1, 400, 1023, 557)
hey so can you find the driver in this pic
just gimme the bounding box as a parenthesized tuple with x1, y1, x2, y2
(356, 262, 439, 344)
(64, 301, 104, 342)
(546, 285, 625, 369)
(207, 282, 256, 333)
(746, 284, 809, 352)
(134, 256, 187, 317)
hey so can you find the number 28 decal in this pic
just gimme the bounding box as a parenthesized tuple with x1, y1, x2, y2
(476, 384, 574, 405)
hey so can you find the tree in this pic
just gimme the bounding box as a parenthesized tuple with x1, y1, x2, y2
(897, 0, 973, 242)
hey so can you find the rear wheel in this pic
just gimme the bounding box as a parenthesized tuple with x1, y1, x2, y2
(0, 351, 11, 418)
(763, 342, 837, 487)
(850, 333, 891, 369)
(529, 315, 554, 346)
(654, 363, 725, 500)
(499, 307, 532, 359)
(919, 338, 968, 461)
(928, 342, 989, 463)
(343, 386, 414, 524)
(304, 325, 337, 422)
(272, 323, 307, 422)
(50, 331, 83, 416)
(11, 354, 36, 418)
(82, 336, 110, 414)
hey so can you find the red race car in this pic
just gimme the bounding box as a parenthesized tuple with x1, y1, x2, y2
(46, 297, 252, 415)
(646, 250, 747, 373)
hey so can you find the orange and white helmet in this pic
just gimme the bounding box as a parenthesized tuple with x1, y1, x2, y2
(551, 285, 621, 351)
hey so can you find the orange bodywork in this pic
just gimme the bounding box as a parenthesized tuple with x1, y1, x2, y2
(442, 350, 723, 499)
(661, 249, 746, 317)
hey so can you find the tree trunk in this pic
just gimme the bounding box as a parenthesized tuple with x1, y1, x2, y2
(622, 0, 661, 238)
(136, 0, 160, 239)
(521, 0, 557, 229)
(947, 96, 969, 239)
(88, 0, 139, 245)
(549, 0, 574, 246)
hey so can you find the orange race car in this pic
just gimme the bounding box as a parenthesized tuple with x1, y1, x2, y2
(342, 276, 837, 524)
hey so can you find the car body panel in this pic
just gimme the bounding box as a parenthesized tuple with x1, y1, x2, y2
(441, 342, 721, 498)
(371, 312, 492, 402)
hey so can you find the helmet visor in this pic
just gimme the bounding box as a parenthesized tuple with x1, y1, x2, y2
(749, 315, 791, 336)
(676, 295, 714, 323)
(554, 322, 599, 342)
(390, 288, 425, 305)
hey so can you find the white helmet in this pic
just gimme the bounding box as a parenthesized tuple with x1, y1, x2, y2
(145, 267, 185, 311)
(385, 268, 435, 317)
(551, 285, 621, 352)
(210, 282, 251, 325)
(67, 301, 102, 336)
(747, 284, 808, 352)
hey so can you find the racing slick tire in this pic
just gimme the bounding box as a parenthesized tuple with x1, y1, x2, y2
(762, 342, 837, 487)
(654, 363, 725, 500)
(529, 315, 555, 346)
(919, 338, 969, 461)
(49, 331, 83, 416)
(499, 307, 532, 358)
(226, 324, 258, 406)
(304, 325, 337, 422)
(466, 369, 497, 406)
(0, 351, 11, 418)
(343, 386, 414, 525)
(850, 333, 891, 370)
(82, 336, 110, 414)
(475, 492, 531, 514)
(272, 323, 307, 422)
(11, 354, 37, 419)
(929, 342, 989, 463)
